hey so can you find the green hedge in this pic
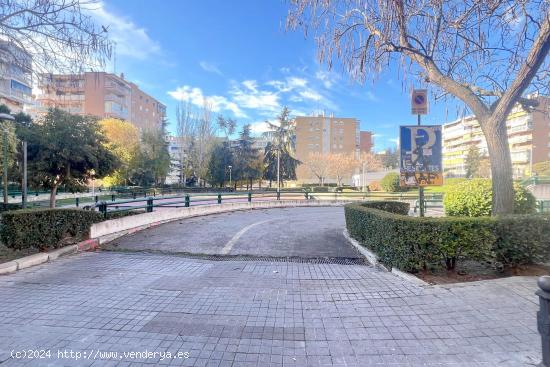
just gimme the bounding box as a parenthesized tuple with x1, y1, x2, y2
(345, 201, 550, 272)
(0, 203, 22, 212)
(444, 178, 536, 216)
(1, 208, 103, 250)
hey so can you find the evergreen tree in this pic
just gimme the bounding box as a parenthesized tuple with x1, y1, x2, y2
(263, 107, 300, 187)
(207, 142, 233, 188)
(234, 125, 261, 189)
(25, 108, 118, 207)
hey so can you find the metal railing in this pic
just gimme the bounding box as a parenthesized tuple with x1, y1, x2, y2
(93, 190, 438, 219)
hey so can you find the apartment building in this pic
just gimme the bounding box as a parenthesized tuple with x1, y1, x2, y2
(33, 72, 166, 131)
(295, 113, 372, 182)
(0, 41, 33, 113)
(443, 96, 550, 178)
(359, 131, 374, 154)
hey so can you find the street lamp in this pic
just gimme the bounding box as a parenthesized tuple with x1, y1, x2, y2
(228, 165, 232, 189)
(0, 113, 15, 206)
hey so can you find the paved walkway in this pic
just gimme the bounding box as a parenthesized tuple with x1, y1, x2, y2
(0, 207, 543, 366)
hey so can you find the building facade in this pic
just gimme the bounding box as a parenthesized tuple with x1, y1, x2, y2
(294, 113, 365, 182)
(0, 41, 33, 113)
(33, 72, 166, 131)
(359, 131, 374, 153)
(443, 96, 550, 178)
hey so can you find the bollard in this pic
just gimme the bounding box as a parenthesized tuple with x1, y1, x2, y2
(185, 194, 190, 207)
(248, 192, 252, 202)
(75, 197, 79, 207)
(218, 193, 222, 204)
(146, 197, 153, 213)
(537, 276, 550, 366)
(98, 202, 107, 219)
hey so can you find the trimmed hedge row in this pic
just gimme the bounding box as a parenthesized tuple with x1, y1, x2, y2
(345, 201, 550, 272)
(444, 179, 536, 216)
(1, 208, 103, 250)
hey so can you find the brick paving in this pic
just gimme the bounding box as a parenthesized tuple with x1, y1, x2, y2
(0, 251, 542, 366)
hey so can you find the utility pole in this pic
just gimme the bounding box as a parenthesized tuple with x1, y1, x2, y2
(418, 114, 425, 217)
(2, 129, 7, 205)
(276, 148, 280, 195)
(22, 140, 27, 208)
(362, 161, 366, 192)
(0, 113, 15, 206)
(228, 165, 232, 189)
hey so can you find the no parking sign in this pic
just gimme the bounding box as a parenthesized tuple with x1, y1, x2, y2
(411, 89, 428, 115)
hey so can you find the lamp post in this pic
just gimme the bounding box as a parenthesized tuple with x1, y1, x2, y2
(0, 113, 15, 206)
(228, 165, 232, 189)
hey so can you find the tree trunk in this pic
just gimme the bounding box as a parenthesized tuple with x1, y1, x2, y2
(49, 184, 58, 208)
(483, 120, 515, 215)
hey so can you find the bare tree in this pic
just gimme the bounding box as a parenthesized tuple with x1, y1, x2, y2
(304, 152, 330, 185)
(194, 98, 217, 187)
(175, 101, 197, 186)
(327, 153, 358, 186)
(0, 0, 111, 74)
(357, 151, 383, 189)
(288, 1, 550, 215)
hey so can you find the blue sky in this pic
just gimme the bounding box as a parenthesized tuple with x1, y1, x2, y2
(93, 0, 465, 151)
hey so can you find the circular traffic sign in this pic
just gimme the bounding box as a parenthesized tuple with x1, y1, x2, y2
(414, 94, 425, 105)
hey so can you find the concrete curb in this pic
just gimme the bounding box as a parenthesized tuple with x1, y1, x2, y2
(391, 268, 429, 286)
(342, 229, 429, 286)
(92, 200, 350, 244)
(342, 229, 380, 267)
(15, 252, 49, 270)
(0, 260, 17, 275)
(0, 239, 99, 276)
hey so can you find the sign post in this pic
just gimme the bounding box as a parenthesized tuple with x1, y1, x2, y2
(400, 89, 442, 217)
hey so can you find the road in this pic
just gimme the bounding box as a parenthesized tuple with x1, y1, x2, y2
(108, 207, 361, 259)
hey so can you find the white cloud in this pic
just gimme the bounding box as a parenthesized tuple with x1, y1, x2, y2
(315, 70, 336, 89)
(299, 89, 323, 101)
(230, 81, 280, 112)
(199, 61, 223, 75)
(249, 121, 272, 134)
(90, 2, 161, 60)
(168, 85, 246, 118)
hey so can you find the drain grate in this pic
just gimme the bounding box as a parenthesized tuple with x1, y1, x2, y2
(103, 248, 368, 265)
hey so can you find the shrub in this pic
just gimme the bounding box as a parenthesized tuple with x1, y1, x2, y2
(360, 201, 410, 215)
(444, 178, 536, 216)
(0, 203, 22, 212)
(380, 172, 405, 192)
(312, 186, 329, 193)
(493, 215, 550, 267)
(367, 181, 381, 191)
(1, 208, 103, 250)
(345, 201, 550, 271)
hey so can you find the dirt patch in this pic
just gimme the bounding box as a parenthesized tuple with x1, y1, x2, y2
(0, 244, 39, 263)
(415, 261, 550, 285)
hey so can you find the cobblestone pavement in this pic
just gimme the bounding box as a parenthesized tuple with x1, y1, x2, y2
(0, 251, 542, 366)
(108, 207, 360, 259)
